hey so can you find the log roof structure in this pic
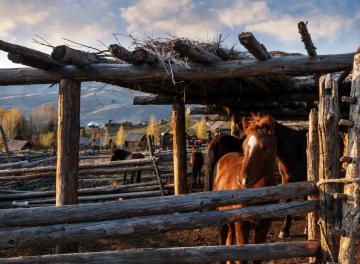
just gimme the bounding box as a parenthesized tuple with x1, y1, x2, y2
(0, 21, 355, 120)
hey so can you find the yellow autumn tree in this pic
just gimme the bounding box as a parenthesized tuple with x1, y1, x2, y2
(146, 116, 160, 145)
(1, 108, 24, 140)
(39, 132, 55, 150)
(115, 126, 126, 148)
(196, 117, 207, 140)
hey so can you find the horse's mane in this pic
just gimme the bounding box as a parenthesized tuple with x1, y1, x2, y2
(243, 113, 275, 135)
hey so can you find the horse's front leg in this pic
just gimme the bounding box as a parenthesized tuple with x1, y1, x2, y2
(279, 213, 292, 238)
(253, 219, 272, 264)
(234, 221, 250, 264)
(123, 172, 127, 185)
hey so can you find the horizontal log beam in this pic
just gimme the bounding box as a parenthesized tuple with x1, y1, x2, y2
(0, 200, 317, 248)
(0, 241, 320, 263)
(173, 39, 222, 63)
(0, 53, 353, 86)
(0, 158, 153, 175)
(0, 40, 60, 70)
(0, 181, 317, 228)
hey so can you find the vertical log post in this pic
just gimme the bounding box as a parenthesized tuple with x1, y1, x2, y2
(56, 79, 81, 205)
(318, 74, 342, 263)
(338, 50, 360, 264)
(55, 79, 81, 253)
(230, 110, 241, 137)
(307, 109, 320, 264)
(0, 125, 10, 163)
(172, 98, 187, 195)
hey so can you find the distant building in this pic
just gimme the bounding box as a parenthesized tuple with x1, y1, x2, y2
(124, 132, 147, 150)
(2, 140, 31, 152)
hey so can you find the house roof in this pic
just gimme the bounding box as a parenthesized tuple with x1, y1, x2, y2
(2, 140, 31, 152)
(125, 132, 146, 142)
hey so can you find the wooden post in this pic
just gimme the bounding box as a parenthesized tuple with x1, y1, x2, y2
(0, 125, 10, 163)
(55, 79, 81, 253)
(56, 79, 81, 205)
(147, 135, 166, 196)
(230, 111, 241, 137)
(307, 109, 320, 264)
(318, 74, 342, 263)
(172, 98, 187, 194)
(338, 50, 360, 264)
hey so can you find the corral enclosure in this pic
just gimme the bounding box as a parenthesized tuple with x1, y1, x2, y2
(0, 20, 359, 264)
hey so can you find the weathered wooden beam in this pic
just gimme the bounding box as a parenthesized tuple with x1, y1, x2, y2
(51, 45, 113, 67)
(0, 39, 60, 70)
(338, 50, 360, 264)
(108, 44, 134, 63)
(0, 181, 317, 228)
(0, 158, 153, 175)
(306, 109, 320, 264)
(0, 53, 353, 86)
(0, 200, 317, 248)
(238, 32, 271, 60)
(132, 48, 158, 64)
(298, 21, 317, 57)
(0, 241, 320, 264)
(172, 98, 187, 194)
(318, 74, 342, 262)
(173, 39, 222, 63)
(56, 79, 81, 206)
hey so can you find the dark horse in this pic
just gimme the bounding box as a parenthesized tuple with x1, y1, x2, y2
(110, 148, 145, 184)
(205, 117, 307, 239)
(204, 134, 244, 191)
(189, 146, 204, 187)
(213, 114, 277, 264)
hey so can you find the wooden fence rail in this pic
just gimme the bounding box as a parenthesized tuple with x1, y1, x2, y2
(0, 181, 316, 228)
(0, 241, 320, 264)
(0, 200, 317, 248)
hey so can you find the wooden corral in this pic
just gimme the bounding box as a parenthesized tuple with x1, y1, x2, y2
(0, 20, 359, 263)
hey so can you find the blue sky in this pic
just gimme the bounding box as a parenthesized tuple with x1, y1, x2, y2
(0, 0, 359, 68)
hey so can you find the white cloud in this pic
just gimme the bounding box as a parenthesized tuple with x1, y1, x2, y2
(217, 0, 271, 27)
(121, 0, 220, 40)
(246, 15, 354, 44)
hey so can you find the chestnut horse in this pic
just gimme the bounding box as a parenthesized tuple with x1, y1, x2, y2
(205, 120, 307, 238)
(213, 114, 277, 264)
(189, 146, 204, 187)
(110, 148, 145, 184)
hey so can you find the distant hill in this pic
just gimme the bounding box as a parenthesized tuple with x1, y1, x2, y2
(0, 83, 171, 125)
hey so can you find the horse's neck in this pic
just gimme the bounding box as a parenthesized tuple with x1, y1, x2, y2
(274, 122, 306, 167)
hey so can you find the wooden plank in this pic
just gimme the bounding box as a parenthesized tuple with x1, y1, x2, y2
(0, 181, 317, 228)
(0, 53, 354, 86)
(338, 50, 360, 264)
(0, 241, 320, 264)
(0, 200, 317, 248)
(318, 74, 342, 262)
(56, 79, 81, 205)
(172, 99, 187, 194)
(306, 109, 320, 264)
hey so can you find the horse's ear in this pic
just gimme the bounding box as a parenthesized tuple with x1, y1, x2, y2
(242, 117, 248, 131)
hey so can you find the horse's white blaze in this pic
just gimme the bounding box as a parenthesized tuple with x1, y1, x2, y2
(247, 135, 257, 155)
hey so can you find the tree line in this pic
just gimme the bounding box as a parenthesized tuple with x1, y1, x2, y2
(0, 105, 56, 152)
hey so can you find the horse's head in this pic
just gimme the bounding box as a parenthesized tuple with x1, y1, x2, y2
(239, 114, 277, 188)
